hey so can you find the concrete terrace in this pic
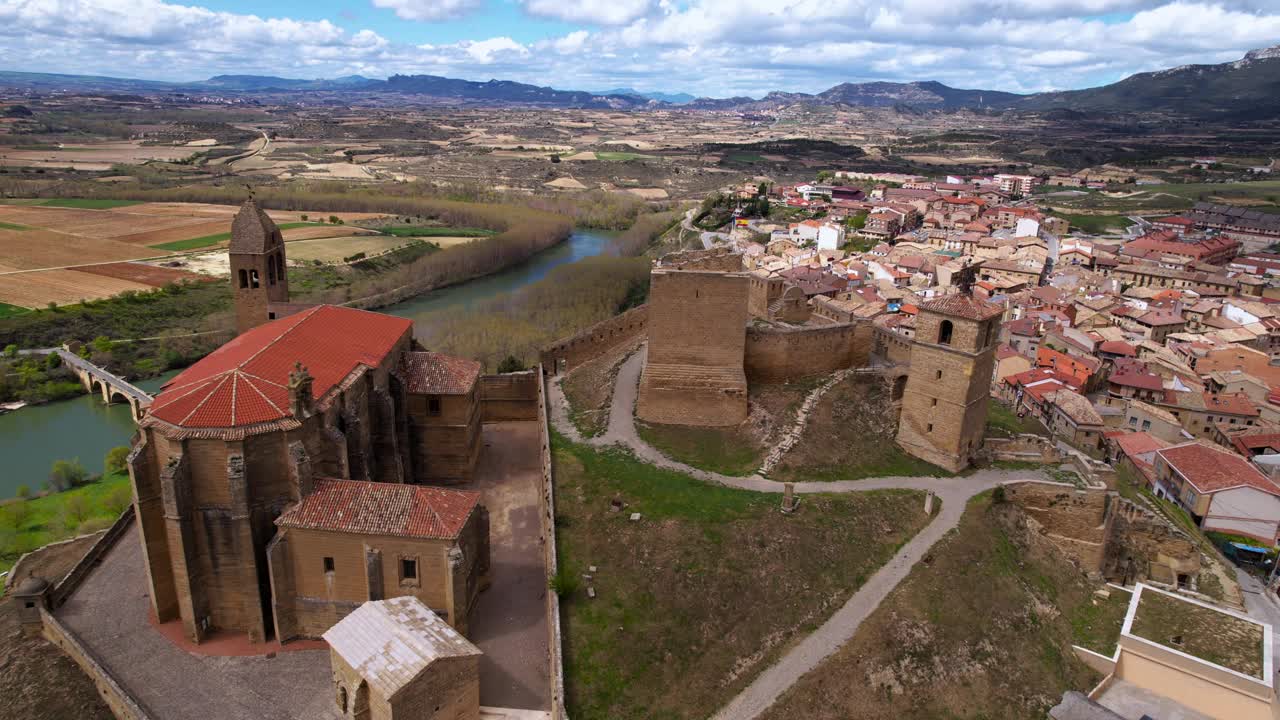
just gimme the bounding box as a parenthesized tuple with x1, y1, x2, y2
(53, 421, 550, 719)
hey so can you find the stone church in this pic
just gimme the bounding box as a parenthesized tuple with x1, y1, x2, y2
(126, 200, 489, 644)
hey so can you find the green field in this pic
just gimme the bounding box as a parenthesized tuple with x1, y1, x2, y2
(0, 221, 30, 231)
(0, 471, 131, 578)
(150, 222, 324, 251)
(596, 151, 653, 162)
(1054, 213, 1136, 235)
(0, 303, 31, 319)
(36, 199, 142, 210)
(381, 226, 497, 238)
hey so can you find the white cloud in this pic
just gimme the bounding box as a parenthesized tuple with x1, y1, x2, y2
(369, 0, 482, 21)
(1, 0, 1279, 97)
(521, 0, 655, 25)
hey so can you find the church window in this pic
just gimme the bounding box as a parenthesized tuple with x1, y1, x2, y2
(935, 369, 943, 380)
(323, 556, 334, 573)
(238, 269, 248, 288)
(250, 269, 260, 289)
(277, 252, 286, 281)
(267, 255, 276, 285)
(938, 320, 954, 345)
(428, 396, 441, 416)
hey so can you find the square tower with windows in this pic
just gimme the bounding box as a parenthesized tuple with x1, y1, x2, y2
(896, 286, 1004, 472)
(230, 199, 290, 334)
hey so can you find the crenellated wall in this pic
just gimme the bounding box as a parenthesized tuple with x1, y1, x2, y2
(743, 322, 873, 383)
(539, 305, 648, 375)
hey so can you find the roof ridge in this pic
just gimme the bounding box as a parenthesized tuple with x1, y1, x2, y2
(240, 371, 287, 415)
(154, 368, 234, 400)
(178, 373, 231, 426)
(237, 305, 325, 370)
(230, 371, 239, 426)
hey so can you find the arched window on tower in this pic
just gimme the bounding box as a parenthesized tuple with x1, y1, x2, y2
(238, 269, 248, 289)
(277, 252, 286, 281)
(938, 320, 954, 346)
(250, 269, 260, 289)
(267, 255, 277, 285)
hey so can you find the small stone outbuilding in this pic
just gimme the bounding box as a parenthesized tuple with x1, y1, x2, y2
(324, 596, 482, 720)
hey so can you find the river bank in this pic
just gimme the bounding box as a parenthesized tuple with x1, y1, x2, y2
(0, 230, 614, 497)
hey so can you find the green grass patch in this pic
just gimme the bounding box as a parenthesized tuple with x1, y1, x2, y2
(381, 225, 497, 238)
(1069, 586, 1131, 656)
(150, 222, 324, 251)
(0, 472, 132, 578)
(986, 400, 1049, 438)
(1052, 213, 1135, 235)
(0, 221, 30, 231)
(37, 198, 142, 210)
(636, 421, 763, 476)
(554, 432, 931, 719)
(0, 303, 31, 319)
(595, 151, 653, 162)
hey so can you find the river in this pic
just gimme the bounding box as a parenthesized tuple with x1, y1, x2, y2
(0, 230, 612, 498)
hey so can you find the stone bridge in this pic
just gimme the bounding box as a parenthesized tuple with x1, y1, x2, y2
(56, 348, 154, 422)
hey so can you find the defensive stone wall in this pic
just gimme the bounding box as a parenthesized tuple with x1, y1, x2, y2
(539, 305, 648, 375)
(48, 508, 135, 609)
(744, 321, 873, 383)
(872, 324, 913, 365)
(479, 371, 540, 422)
(536, 367, 568, 720)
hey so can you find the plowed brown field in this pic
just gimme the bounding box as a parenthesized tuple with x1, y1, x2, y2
(76, 262, 215, 287)
(0, 270, 152, 307)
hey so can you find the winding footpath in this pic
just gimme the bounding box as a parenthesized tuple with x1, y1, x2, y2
(548, 347, 1052, 720)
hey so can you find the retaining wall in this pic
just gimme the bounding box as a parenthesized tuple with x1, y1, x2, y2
(535, 366, 568, 720)
(744, 321, 873, 383)
(479, 371, 541, 422)
(539, 305, 648, 375)
(49, 508, 135, 609)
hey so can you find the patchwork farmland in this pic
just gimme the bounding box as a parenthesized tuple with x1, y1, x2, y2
(0, 201, 384, 308)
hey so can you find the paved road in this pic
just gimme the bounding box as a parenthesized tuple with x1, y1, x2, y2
(549, 346, 1048, 719)
(1235, 567, 1280, 676)
(678, 207, 730, 250)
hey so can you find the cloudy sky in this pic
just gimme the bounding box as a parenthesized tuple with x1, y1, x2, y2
(1, 0, 1279, 97)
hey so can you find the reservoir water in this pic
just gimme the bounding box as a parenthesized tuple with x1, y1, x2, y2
(0, 230, 611, 497)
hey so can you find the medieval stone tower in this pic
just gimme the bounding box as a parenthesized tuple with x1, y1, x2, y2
(895, 283, 1003, 472)
(230, 199, 289, 334)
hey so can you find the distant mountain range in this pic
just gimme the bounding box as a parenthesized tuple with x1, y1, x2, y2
(595, 88, 697, 104)
(2, 45, 1278, 119)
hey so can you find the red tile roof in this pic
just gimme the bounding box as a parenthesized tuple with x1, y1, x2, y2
(1099, 340, 1137, 357)
(1158, 442, 1278, 495)
(277, 479, 479, 540)
(401, 351, 482, 395)
(149, 305, 411, 429)
(1112, 431, 1171, 458)
(920, 292, 1004, 321)
(1203, 391, 1259, 417)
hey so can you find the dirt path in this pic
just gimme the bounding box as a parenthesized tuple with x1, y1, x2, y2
(548, 346, 1048, 719)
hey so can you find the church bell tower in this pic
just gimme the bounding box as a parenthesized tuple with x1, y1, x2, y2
(229, 199, 289, 334)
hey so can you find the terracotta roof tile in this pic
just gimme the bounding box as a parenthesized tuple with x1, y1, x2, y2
(277, 479, 480, 540)
(400, 351, 482, 395)
(920, 292, 1004, 321)
(148, 305, 411, 429)
(1158, 442, 1278, 495)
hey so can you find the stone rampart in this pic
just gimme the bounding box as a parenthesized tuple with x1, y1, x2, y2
(48, 508, 135, 609)
(539, 305, 648, 375)
(872, 324, 913, 365)
(744, 321, 873, 383)
(479, 371, 540, 422)
(536, 366, 568, 720)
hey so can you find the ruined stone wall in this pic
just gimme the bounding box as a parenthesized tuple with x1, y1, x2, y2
(1005, 482, 1109, 574)
(638, 270, 749, 426)
(1103, 498, 1200, 586)
(657, 246, 743, 272)
(539, 305, 648, 375)
(743, 322, 873, 383)
(479, 371, 541, 421)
